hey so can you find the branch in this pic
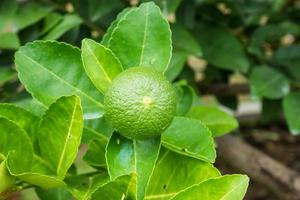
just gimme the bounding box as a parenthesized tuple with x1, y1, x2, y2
(198, 83, 250, 96)
(217, 135, 300, 200)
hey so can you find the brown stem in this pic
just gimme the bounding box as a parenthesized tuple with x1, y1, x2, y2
(198, 83, 250, 96)
(217, 135, 300, 200)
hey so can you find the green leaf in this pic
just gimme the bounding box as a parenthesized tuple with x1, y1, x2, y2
(38, 96, 83, 179)
(106, 133, 160, 200)
(141, 0, 182, 14)
(229, 1, 272, 25)
(83, 116, 114, 143)
(187, 106, 239, 137)
(36, 187, 72, 200)
(101, 8, 133, 46)
(0, 68, 16, 86)
(15, 98, 46, 117)
(171, 24, 202, 56)
(19, 176, 64, 189)
(250, 66, 290, 99)
(40, 13, 62, 36)
(249, 22, 300, 59)
(283, 92, 300, 135)
(171, 175, 249, 200)
(83, 138, 107, 168)
(273, 44, 300, 81)
(0, 103, 40, 151)
(74, 0, 123, 22)
(162, 0, 182, 13)
(161, 117, 216, 163)
(196, 23, 249, 73)
(18, 173, 65, 189)
(91, 174, 136, 200)
(42, 14, 82, 40)
(0, 118, 34, 174)
(0, 117, 64, 188)
(0, 160, 15, 193)
(0, 0, 16, 33)
(8, 105, 81, 187)
(66, 173, 135, 200)
(145, 149, 220, 200)
(173, 81, 195, 116)
(0, 32, 20, 49)
(165, 50, 187, 82)
(0, 0, 16, 20)
(0, 103, 39, 135)
(13, 3, 52, 31)
(81, 38, 123, 94)
(15, 41, 104, 118)
(66, 173, 110, 200)
(17, 154, 65, 188)
(107, 2, 172, 72)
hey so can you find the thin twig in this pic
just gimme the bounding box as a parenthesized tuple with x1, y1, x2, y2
(198, 83, 250, 96)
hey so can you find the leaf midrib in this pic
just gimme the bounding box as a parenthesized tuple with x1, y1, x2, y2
(56, 97, 78, 177)
(219, 178, 248, 200)
(18, 51, 103, 108)
(255, 72, 286, 95)
(138, 3, 149, 66)
(84, 41, 112, 84)
(145, 192, 177, 199)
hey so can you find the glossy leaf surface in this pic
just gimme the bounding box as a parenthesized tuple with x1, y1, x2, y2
(171, 175, 249, 200)
(162, 117, 216, 163)
(145, 149, 220, 200)
(38, 96, 83, 179)
(15, 41, 104, 118)
(81, 38, 123, 94)
(106, 133, 160, 200)
(187, 106, 238, 137)
(0, 118, 33, 174)
(107, 2, 172, 73)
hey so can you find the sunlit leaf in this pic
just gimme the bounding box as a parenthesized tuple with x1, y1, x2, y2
(81, 38, 123, 94)
(15, 41, 104, 118)
(107, 2, 172, 73)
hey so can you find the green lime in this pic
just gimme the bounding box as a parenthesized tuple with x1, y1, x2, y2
(104, 67, 176, 140)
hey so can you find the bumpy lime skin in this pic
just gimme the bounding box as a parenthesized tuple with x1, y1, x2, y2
(104, 67, 176, 140)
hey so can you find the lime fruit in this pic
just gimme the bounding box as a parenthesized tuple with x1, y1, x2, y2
(104, 67, 176, 140)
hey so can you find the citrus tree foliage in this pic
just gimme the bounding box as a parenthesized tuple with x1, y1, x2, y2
(0, 2, 249, 200)
(1, 0, 300, 136)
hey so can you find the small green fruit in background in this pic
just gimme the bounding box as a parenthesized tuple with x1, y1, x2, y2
(104, 67, 176, 140)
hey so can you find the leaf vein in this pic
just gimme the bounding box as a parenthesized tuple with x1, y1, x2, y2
(85, 41, 112, 84)
(138, 4, 150, 66)
(56, 97, 78, 177)
(19, 52, 103, 108)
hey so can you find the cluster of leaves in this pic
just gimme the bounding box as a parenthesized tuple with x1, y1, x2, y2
(0, 2, 249, 200)
(1, 1, 300, 135)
